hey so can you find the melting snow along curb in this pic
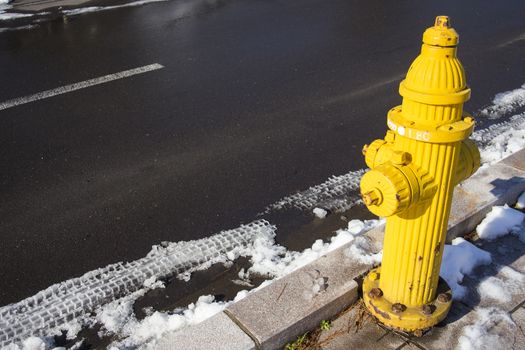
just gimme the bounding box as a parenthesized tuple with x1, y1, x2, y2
(0, 220, 275, 347)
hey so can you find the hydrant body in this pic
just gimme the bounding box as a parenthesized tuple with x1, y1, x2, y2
(361, 16, 480, 332)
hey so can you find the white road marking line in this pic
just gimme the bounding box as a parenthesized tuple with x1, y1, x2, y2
(0, 63, 164, 111)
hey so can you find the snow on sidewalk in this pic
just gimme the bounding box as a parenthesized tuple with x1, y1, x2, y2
(320, 201, 525, 350)
(423, 202, 525, 350)
(440, 238, 492, 301)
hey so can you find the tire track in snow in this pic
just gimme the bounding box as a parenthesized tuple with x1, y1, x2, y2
(264, 169, 365, 213)
(0, 220, 275, 347)
(477, 84, 525, 118)
(472, 112, 525, 148)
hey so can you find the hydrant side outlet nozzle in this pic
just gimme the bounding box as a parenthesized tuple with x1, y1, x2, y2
(360, 16, 480, 333)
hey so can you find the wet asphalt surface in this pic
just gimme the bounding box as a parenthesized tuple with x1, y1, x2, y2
(0, 0, 525, 307)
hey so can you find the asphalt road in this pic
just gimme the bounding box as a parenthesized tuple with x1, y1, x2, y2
(1, 0, 524, 306)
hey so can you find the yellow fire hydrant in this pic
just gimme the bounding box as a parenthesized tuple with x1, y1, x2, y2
(360, 16, 480, 332)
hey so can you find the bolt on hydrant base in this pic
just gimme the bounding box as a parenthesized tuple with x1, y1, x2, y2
(359, 16, 480, 332)
(363, 267, 452, 332)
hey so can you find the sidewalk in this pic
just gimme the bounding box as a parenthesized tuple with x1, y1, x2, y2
(318, 233, 525, 350)
(153, 148, 525, 350)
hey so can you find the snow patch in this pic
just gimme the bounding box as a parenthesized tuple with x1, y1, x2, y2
(109, 289, 255, 350)
(1, 337, 52, 350)
(241, 218, 383, 280)
(440, 238, 492, 300)
(62, 0, 167, 16)
(477, 277, 511, 303)
(457, 308, 517, 350)
(473, 112, 525, 166)
(0, 11, 35, 20)
(477, 266, 525, 305)
(20, 337, 47, 350)
(62, 0, 224, 18)
(480, 84, 525, 118)
(111, 294, 231, 349)
(313, 207, 328, 219)
(143, 276, 165, 289)
(345, 236, 382, 265)
(97, 290, 146, 334)
(345, 219, 375, 235)
(476, 204, 525, 241)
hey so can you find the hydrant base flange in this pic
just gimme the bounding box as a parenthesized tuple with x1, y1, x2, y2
(362, 268, 452, 332)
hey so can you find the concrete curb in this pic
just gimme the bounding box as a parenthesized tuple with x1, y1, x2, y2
(155, 149, 525, 350)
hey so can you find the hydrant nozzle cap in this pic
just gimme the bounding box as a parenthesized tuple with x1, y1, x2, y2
(422, 16, 459, 47)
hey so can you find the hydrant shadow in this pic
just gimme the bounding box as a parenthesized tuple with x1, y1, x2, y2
(489, 176, 525, 197)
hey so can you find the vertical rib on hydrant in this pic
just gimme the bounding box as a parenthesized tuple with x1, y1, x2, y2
(360, 16, 480, 332)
